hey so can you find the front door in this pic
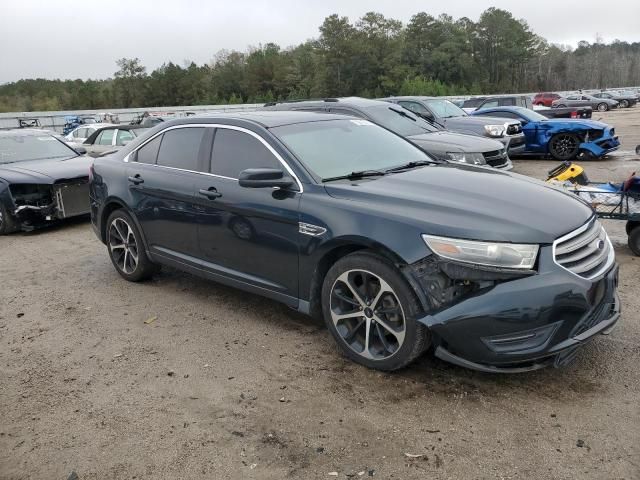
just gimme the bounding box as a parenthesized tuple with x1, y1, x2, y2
(193, 127, 301, 300)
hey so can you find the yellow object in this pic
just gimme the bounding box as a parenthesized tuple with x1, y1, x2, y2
(546, 162, 589, 185)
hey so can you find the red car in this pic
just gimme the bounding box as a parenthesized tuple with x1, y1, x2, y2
(533, 92, 561, 107)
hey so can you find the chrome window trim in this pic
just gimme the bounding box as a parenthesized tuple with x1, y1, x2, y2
(552, 218, 615, 280)
(124, 123, 303, 192)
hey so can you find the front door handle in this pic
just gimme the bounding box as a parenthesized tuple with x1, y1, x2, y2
(198, 187, 222, 199)
(128, 175, 144, 185)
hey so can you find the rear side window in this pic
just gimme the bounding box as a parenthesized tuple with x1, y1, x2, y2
(116, 129, 134, 146)
(211, 128, 280, 178)
(135, 135, 162, 164)
(156, 127, 205, 171)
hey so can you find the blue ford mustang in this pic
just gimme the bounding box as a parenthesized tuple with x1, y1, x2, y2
(471, 106, 620, 160)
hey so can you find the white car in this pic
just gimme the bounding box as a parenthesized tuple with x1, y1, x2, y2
(64, 123, 115, 146)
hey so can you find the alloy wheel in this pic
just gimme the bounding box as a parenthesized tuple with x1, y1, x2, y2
(330, 269, 406, 360)
(597, 103, 608, 112)
(108, 217, 139, 274)
(550, 134, 579, 159)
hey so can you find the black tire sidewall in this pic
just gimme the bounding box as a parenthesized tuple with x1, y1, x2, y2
(105, 209, 156, 282)
(0, 202, 17, 235)
(321, 252, 428, 371)
(629, 227, 640, 256)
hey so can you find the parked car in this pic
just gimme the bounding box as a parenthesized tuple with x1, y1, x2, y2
(264, 98, 512, 169)
(533, 92, 561, 107)
(0, 129, 91, 234)
(471, 95, 592, 119)
(62, 115, 100, 135)
(552, 94, 618, 112)
(471, 106, 620, 160)
(90, 112, 620, 372)
(65, 123, 115, 146)
(81, 125, 149, 157)
(592, 91, 637, 108)
(380, 96, 526, 156)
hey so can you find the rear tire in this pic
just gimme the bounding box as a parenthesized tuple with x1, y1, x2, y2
(321, 251, 430, 371)
(597, 103, 609, 112)
(628, 226, 640, 256)
(620, 99, 629, 108)
(0, 203, 18, 235)
(106, 209, 159, 281)
(549, 133, 580, 161)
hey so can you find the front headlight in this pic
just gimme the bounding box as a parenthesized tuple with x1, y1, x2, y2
(484, 124, 506, 137)
(422, 234, 539, 270)
(446, 152, 486, 165)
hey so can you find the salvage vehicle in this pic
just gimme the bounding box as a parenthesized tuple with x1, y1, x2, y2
(592, 91, 637, 108)
(471, 95, 592, 119)
(0, 129, 91, 234)
(380, 96, 526, 155)
(90, 112, 619, 373)
(264, 98, 511, 169)
(533, 92, 561, 107)
(81, 125, 149, 157)
(471, 106, 619, 160)
(552, 94, 618, 112)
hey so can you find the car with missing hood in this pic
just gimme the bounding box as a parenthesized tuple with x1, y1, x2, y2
(380, 96, 526, 156)
(89, 111, 619, 373)
(0, 129, 91, 234)
(471, 106, 620, 160)
(264, 98, 512, 169)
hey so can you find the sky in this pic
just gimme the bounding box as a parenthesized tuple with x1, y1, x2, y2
(1, 0, 639, 83)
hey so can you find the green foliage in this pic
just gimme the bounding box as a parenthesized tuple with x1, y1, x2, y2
(1, 8, 639, 113)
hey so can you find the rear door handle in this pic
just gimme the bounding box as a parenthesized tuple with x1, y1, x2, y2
(128, 175, 144, 185)
(198, 187, 222, 199)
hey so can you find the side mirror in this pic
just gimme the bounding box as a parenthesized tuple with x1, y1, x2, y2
(238, 168, 293, 189)
(74, 146, 87, 155)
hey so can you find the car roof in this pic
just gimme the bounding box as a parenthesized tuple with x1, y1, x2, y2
(92, 124, 149, 132)
(266, 97, 395, 110)
(475, 106, 530, 114)
(166, 110, 358, 128)
(0, 128, 55, 137)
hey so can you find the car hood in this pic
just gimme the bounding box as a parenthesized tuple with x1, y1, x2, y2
(0, 156, 90, 184)
(407, 131, 504, 153)
(324, 164, 592, 244)
(443, 115, 520, 127)
(540, 119, 610, 129)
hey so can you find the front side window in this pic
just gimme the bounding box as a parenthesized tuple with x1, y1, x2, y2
(210, 128, 280, 178)
(97, 129, 115, 146)
(156, 127, 205, 171)
(272, 119, 431, 181)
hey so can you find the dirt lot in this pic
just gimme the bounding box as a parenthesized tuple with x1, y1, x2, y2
(1, 109, 639, 480)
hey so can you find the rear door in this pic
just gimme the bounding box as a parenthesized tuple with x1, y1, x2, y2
(127, 126, 208, 260)
(193, 126, 301, 302)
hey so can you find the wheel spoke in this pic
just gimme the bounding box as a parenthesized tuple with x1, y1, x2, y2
(373, 314, 405, 346)
(343, 317, 366, 343)
(375, 322, 395, 354)
(369, 278, 393, 310)
(333, 289, 360, 307)
(336, 272, 367, 306)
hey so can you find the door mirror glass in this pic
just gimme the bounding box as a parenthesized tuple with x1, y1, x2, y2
(238, 168, 293, 189)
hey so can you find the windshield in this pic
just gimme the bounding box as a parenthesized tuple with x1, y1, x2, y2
(272, 119, 433, 181)
(0, 134, 77, 164)
(363, 105, 438, 136)
(517, 108, 548, 122)
(423, 99, 467, 118)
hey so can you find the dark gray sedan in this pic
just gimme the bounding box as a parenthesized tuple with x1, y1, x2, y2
(552, 94, 618, 112)
(593, 91, 637, 108)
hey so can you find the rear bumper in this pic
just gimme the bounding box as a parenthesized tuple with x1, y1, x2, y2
(416, 248, 620, 373)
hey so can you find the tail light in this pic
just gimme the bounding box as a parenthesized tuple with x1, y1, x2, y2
(571, 111, 577, 118)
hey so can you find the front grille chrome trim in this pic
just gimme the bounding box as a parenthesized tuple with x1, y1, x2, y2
(552, 218, 615, 280)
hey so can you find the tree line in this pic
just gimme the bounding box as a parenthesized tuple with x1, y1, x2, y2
(1, 7, 639, 113)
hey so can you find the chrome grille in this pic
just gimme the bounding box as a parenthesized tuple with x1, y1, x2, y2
(482, 149, 509, 167)
(553, 219, 613, 279)
(506, 124, 522, 135)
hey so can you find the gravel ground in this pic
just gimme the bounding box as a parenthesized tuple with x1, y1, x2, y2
(1, 109, 639, 480)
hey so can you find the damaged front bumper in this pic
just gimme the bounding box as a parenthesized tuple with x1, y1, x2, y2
(580, 128, 620, 158)
(405, 247, 620, 373)
(3, 179, 90, 231)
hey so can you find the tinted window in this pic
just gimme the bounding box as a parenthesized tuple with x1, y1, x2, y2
(116, 129, 134, 146)
(423, 99, 467, 118)
(479, 100, 499, 109)
(136, 135, 162, 164)
(211, 129, 280, 178)
(364, 105, 438, 135)
(97, 129, 115, 145)
(398, 101, 429, 115)
(156, 127, 204, 171)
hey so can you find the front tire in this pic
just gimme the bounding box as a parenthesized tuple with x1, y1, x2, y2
(628, 226, 640, 256)
(620, 99, 629, 108)
(597, 103, 609, 112)
(321, 252, 429, 371)
(106, 209, 158, 281)
(549, 133, 580, 160)
(0, 203, 17, 235)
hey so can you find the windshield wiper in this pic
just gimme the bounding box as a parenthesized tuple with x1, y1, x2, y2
(322, 170, 387, 183)
(385, 160, 441, 173)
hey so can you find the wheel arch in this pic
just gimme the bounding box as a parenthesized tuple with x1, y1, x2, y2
(100, 197, 151, 254)
(306, 237, 412, 320)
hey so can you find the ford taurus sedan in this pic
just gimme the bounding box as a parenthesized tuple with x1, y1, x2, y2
(89, 112, 620, 373)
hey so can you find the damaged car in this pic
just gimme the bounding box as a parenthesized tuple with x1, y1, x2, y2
(90, 112, 619, 373)
(0, 129, 91, 234)
(471, 106, 620, 160)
